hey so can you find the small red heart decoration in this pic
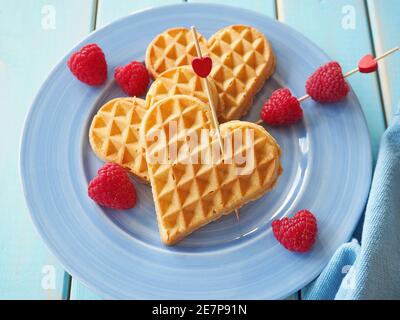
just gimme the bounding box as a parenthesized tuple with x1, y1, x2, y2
(191, 56, 212, 78)
(358, 54, 378, 73)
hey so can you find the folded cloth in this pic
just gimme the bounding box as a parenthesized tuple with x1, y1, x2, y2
(303, 107, 400, 300)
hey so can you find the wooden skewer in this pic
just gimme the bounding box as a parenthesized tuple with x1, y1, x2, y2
(257, 46, 400, 124)
(191, 27, 224, 151)
(191, 26, 240, 221)
(375, 46, 399, 61)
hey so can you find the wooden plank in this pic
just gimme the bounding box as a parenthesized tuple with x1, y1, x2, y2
(277, 0, 386, 161)
(0, 0, 95, 299)
(70, 281, 102, 300)
(188, 0, 276, 17)
(96, 0, 184, 28)
(367, 0, 400, 121)
(277, 0, 386, 300)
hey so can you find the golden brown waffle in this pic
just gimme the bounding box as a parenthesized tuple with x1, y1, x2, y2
(140, 95, 282, 245)
(145, 27, 208, 79)
(208, 25, 276, 121)
(89, 97, 149, 182)
(145, 65, 224, 116)
(145, 25, 275, 121)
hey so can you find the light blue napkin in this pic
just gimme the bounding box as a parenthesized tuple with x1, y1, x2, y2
(303, 106, 400, 300)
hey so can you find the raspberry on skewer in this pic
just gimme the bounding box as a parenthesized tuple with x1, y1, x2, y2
(258, 46, 399, 126)
(305, 61, 349, 103)
(260, 88, 303, 126)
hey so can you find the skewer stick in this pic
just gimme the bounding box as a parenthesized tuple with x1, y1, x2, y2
(258, 46, 400, 124)
(376, 46, 399, 61)
(191, 27, 224, 151)
(191, 26, 240, 221)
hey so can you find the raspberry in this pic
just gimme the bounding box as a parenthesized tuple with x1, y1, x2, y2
(306, 61, 349, 103)
(67, 44, 107, 86)
(272, 210, 317, 253)
(88, 163, 137, 210)
(260, 88, 303, 126)
(114, 61, 150, 96)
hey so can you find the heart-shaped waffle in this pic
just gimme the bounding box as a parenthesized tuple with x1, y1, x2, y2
(145, 27, 208, 79)
(145, 25, 275, 122)
(89, 97, 149, 181)
(208, 25, 276, 121)
(145, 65, 224, 116)
(140, 95, 282, 245)
(89, 67, 224, 182)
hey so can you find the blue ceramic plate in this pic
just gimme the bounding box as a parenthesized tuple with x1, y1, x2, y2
(20, 4, 372, 299)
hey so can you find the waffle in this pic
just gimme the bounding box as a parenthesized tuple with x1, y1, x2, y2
(140, 95, 282, 245)
(145, 25, 275, 121)
(145, 27, 208, 79)
(145, 65, 224, 116)
(89, 97, 149, 182)
(208, 25, 276, 121)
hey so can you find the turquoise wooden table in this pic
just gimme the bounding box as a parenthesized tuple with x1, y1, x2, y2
(0, 0, 398, 300)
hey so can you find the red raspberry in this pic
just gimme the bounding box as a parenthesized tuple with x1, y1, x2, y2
(88, 163, 137, 210)
(272, 210, 317, 253)
(114, 61, 150, 96)
(67, 44, 107, 86)
(260, 88, 303, 126)
(306, 61, 349, 103)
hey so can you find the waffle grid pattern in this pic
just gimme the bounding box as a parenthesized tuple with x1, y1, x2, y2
(208, 25, 276, 121)
(89, 97, 149, 181)
(141, 95, 282, 245)
(145, 66, 224, 115)
(145, 27, 208, 79)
